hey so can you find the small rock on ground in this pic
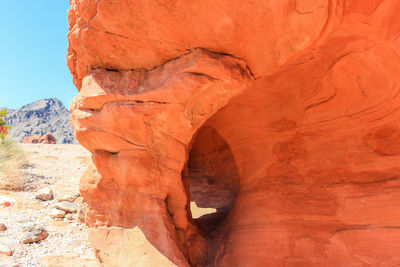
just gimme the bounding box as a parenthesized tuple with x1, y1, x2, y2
(65, 213, 74, 221)
(53, 201, 78, 213)
(0, 244, 13, 256)
(35, 188, 54, 201)
(0, 223, 6, 231)
(21, 225, 48, 244)
(0, 196, 14, 207)
(50, 209, 66, 219)
(57, 192, 80, 202)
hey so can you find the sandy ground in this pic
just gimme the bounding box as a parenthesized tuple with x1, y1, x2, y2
(0, 144, 97, 267)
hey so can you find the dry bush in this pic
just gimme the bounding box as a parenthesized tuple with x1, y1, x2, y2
(0, 137, 27, 190)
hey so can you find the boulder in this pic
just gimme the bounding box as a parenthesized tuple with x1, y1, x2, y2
(22, 133, 56, 144)
(38, 134, 56, 144)
(21, 135, 41, 144)
(68, 0, 400, 266)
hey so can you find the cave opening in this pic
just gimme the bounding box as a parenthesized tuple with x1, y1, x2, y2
(184, 125, 240, 235)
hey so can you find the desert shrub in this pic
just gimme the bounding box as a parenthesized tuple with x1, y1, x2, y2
(0, 137, 27, 190)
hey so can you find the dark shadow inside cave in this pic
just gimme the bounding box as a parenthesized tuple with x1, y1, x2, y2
(184, 125, 240, 234)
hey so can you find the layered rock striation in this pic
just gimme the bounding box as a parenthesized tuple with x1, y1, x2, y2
(68, 0, 400, 266)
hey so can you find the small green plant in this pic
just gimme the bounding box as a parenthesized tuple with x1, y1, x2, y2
(0, 108, 12, 143)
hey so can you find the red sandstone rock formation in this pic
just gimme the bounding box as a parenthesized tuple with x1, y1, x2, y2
(39, 134, 56, 144)
(22, 134, 56, 144)
(68, 0, 400, 266)
(22, 135, 41, 144)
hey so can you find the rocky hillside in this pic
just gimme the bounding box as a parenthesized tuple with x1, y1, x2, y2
(5, 99, 77, 144)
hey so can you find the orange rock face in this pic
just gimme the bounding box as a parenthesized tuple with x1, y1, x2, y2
(68, 0, 400, 266)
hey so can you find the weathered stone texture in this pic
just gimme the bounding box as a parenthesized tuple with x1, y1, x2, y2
(68, 0, 400, 266)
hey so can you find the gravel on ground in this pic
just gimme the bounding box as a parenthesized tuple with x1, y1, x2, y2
(0, 144, 97, 267)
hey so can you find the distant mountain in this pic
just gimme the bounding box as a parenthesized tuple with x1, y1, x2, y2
(1, 107, 14, 113)
(5, 98, 77, 144)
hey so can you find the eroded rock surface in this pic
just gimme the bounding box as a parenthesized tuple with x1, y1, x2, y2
(68, 0, 400, 266)
(71, 48, 253, 267)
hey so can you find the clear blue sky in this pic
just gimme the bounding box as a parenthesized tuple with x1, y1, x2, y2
(0, 1, 76, 110)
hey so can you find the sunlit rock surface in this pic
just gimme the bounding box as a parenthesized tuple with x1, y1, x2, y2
(68, 0, 400, 266)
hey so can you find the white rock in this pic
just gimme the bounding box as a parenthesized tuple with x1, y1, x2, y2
(49, 208, 66, 219)
(53, 201, 78, 213)
(35, 188, 54, 201)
